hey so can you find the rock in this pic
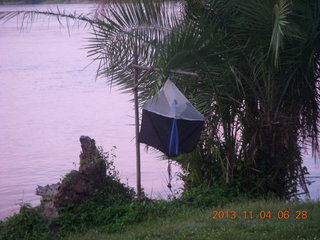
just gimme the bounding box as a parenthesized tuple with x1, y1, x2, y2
(36, 184, 60, 218)
(36, 183, 60, 201)
(41, 200, 59, 218)
(79, 135, 100, 164)
(79, 158, 106, 186)
(36, 136, 107, 218)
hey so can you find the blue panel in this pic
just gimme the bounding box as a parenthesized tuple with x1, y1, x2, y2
(168, 118, 179, 157)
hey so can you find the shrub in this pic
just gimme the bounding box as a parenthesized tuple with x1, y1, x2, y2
(62, 170, 78, 184)
(0, 204, 54, 240)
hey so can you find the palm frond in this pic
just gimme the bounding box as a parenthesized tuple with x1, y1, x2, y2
(269, 0, 291, 67)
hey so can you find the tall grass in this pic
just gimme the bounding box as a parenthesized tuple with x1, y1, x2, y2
(66, 200, 320, 240)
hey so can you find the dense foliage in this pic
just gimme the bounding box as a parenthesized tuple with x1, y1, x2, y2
(1, 191, 320, 239)
(0, 179, 254, 240)
(0, 147, 136, 240)
(85, 0, 320, 198)
(66, 200, 320, 240)
(1, 0, 320, 199)
(174, 0, 320, 200)
(170, 0, 316, 198)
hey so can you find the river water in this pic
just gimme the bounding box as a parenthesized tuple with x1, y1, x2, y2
(0, 3, 319, 220)
(0, 3, 182, 219)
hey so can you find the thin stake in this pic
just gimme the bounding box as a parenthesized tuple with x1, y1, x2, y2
(133, 45, 142, 198)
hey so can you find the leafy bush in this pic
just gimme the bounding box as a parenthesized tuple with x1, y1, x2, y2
(62, 170, 78, 184)
(54, 198, 189, 236)
(99, 146, 120, 180)
(0, 145, 138, 239)
(0, 185, 254, 240)
(0, 176, 137, 239)
(0, 204, 54, 240)
(181, 184, 250, 207)
(0, 145, 253, 239)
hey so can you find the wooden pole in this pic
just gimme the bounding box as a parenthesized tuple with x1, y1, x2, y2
(133, 45, 142, 198)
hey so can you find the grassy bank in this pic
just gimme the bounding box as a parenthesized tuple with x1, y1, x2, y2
(1, 195, 320, 239)
(66, 200, 320, 240)
(1, 160, 319, 240)
(0, 151, 319, 240)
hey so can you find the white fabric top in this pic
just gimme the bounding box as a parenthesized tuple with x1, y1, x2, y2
(142, 80, 205, 121)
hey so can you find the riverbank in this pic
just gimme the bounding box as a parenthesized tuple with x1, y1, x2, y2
(1, 197, 319, 240)
(65, 200, 320, 240)
(0, 136, 319, 239)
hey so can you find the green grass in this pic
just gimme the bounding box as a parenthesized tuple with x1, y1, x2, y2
(66, 200, 320, 240)
(1, 176, 319, 240)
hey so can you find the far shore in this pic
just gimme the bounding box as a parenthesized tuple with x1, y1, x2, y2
(0, 0, 94, 5)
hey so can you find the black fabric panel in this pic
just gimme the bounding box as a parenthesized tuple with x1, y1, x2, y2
(139, 109, 204, 157)
(178, 117, 204, 154)
(139, 109, 172, 155)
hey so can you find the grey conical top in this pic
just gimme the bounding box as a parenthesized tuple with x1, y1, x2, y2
(142, 80, 205, 121)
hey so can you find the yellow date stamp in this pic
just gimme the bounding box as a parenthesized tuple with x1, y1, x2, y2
(212, 210, 308, 220)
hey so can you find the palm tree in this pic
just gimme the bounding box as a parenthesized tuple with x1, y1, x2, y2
(176, 0, 320, 198)
(1, 0, 319, 198)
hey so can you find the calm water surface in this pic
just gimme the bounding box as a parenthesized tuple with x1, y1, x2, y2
(0, 4, 180, 219)
(0, 3, 319, 220)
